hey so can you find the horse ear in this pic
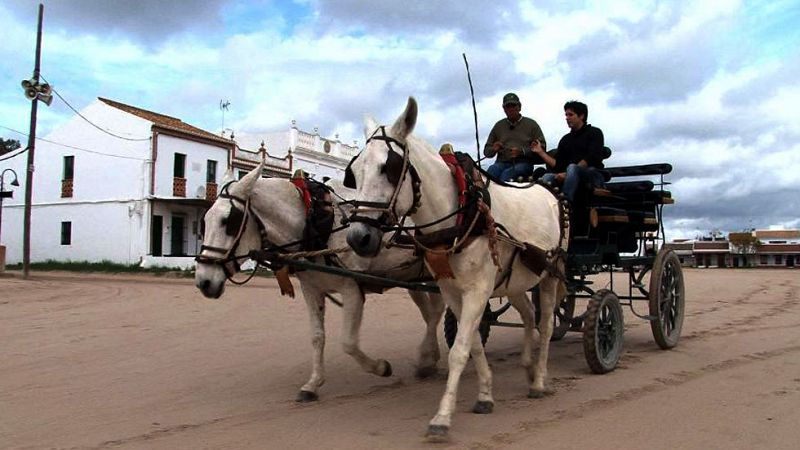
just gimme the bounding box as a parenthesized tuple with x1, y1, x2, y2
(363, 115, 379, 139)
(231, 160, 264, 196)
(390, 96, 417, 139)
(221, 168, 235, 185)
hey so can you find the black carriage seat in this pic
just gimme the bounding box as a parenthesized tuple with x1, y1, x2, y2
(579, 162, 676, 253)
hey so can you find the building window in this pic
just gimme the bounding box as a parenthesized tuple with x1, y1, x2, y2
(206, 160, 217, 183)
(775, 255, 783, 265)
(61, 155, 75, 198)
(61, 221, 72, 245)
(760, 255, 768, 265)
(63, 155, 74, 180)
(174, 153, 186, 178)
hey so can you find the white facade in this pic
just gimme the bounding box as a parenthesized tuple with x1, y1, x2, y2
(232, 121, 359, 181)
(0, 98, 231, 268)
(0, 98, 357, 269)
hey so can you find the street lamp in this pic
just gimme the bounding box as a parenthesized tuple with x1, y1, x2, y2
(0, 168, 20, 245)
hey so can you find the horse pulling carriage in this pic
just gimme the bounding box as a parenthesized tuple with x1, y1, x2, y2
(195, 97, 684, 441)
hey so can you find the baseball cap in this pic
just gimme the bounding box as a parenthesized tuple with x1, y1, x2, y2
(502, 92, 520, 106)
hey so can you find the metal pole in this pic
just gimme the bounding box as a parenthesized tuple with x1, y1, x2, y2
(0, 176, 5, 244)
(23, 3, 44, 279)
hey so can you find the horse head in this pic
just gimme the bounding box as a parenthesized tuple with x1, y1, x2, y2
(346, 97, 421, 257)
(195, 161, 265, 298)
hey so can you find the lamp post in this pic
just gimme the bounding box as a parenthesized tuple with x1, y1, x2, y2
(0, 168, 20, 245)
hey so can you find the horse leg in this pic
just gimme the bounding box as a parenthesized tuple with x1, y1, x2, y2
(339, 283, 393, 377)
(508, 291, 537, 392)
(297, 286, 326, 402)
(408, 291, 445, 378)
(427, 288, 492, 440)
(529, 275, 557, 398)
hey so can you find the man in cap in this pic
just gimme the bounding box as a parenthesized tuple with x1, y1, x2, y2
(483, 92, 547, 182)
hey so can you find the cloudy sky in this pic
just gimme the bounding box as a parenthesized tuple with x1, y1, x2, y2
(1, 0, 798, 239)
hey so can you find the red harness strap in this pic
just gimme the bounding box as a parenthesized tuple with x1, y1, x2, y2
(439, 153, 468, 225)
(291, 177, 312, 215)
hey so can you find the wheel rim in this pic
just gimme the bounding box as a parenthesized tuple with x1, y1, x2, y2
(597, 301, 620, 362)
(659, 258, 682, 338)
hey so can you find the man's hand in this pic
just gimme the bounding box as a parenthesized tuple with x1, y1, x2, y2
(509, 146, 522, 158)
(556, 173, 566, 183)
(531, 139, 545, 155)
(492, 141, 503, 153)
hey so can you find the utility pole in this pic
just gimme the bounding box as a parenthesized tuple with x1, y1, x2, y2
(23, 4, 44, 279)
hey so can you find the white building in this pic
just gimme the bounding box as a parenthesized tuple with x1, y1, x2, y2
(0, 98, 357, 269)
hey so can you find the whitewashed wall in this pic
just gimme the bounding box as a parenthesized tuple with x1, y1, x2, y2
(153, 134, 228, 199)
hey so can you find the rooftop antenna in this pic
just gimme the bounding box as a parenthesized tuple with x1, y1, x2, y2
(219, 99, 231, 135)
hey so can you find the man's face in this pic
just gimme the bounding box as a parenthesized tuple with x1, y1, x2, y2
(503, 103, 521, 121)
(565, 108, 585, 130)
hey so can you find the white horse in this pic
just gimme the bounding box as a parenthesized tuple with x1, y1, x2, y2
(195, 163, 445, 401)
(345, 98, 568, 440)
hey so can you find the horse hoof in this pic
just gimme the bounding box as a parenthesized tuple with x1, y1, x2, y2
(378, 360, 393, 377)
(415, 365, 438, 379)
(295, 390, 319, 402)
(472, 400, 494, 414)
(528, 387, 554, 399)
(425, 424, 450, 442)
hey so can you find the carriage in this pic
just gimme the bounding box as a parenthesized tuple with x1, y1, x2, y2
(195, 97, 685, 440)
(444, 157, 686, 374)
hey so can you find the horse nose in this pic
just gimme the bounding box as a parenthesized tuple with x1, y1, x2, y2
(200, 279, 211, 292)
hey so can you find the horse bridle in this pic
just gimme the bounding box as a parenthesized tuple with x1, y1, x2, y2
(345, 126, 422, 229)
(194, 181, 270, 279)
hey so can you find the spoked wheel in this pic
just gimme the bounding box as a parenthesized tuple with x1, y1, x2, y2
(649, 249, 685, 349)
(533, 289, 575, 341)
(443, 304, 491, 349)
(583, 289, 624, 374)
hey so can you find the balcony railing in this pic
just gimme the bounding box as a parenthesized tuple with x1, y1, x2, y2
(206, 182, 217, 202)
(61, 179, 73, 198)
(173, 177, 186, 197)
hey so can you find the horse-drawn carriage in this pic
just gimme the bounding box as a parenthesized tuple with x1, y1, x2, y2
(447, 157, 685, 374)
(195, 97, 685, 440)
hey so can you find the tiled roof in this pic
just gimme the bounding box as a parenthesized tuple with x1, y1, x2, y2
(755, 229, 800, 240)
(756, 244, 800, 253)
(694, 241, 729, 250)
(98, 97, 232, 145)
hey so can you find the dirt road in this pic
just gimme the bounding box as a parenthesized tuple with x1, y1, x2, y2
(1, 269, 799, 449)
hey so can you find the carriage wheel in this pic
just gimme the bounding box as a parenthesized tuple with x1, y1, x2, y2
(533, 290, 575, 341)
(583, 289, 624, 374)
(443, 306, 491, 349)
(649, 249, 685, 349)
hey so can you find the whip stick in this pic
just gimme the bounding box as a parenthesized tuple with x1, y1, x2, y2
(462, 53, 481, 168)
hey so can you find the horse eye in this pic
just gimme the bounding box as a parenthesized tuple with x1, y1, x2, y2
(379, 164, 386, 174)
(221, 217, 228, 226)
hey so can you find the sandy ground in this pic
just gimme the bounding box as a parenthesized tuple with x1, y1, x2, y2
(1, 268, 799, 450)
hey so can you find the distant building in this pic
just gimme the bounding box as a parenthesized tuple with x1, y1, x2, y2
(0, 98, 356, 268)
(665, 229, 800, 268)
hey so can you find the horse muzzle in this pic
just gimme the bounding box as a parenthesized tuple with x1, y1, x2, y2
(346, 223, 384, 257)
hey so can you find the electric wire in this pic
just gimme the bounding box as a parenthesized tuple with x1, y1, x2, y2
(0, 124, 147, 161)
(40, 75, 151, 142)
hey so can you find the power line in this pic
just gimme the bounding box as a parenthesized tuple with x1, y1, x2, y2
(40, 75, 152, 142)
(0, 124, 147, 161)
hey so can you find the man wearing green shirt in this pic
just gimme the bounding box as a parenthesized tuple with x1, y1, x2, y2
(483, 92, 547, 181)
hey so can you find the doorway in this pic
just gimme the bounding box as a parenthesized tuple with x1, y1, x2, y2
(171, 215, 186, 256)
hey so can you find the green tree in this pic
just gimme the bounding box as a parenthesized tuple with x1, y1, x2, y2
(1, 138, 21, 155)
(728, 230, 761, 267)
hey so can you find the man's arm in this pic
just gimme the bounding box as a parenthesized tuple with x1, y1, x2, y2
(583, 127, 605, 168)
(483, 125, 500, 158)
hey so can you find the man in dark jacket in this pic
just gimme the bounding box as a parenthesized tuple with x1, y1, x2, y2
(534, 100, 605, 201)
(483, 92, 547, 181)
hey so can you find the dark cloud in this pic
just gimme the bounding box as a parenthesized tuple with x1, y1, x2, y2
(559, 8, 727, 106)
(313, 0, 521, 46)
(4, 0, 226, 47)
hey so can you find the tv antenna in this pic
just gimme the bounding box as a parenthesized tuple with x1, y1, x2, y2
(219, 99, 231, 134)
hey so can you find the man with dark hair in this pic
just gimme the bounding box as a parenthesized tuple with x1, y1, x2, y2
(534, 100, 605, 202)
(483, 92, 547, 182)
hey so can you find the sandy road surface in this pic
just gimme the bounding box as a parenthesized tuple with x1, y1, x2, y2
(1, 269, 799, 449)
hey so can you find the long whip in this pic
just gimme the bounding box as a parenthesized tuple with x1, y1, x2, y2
(462, 53, 481, 168)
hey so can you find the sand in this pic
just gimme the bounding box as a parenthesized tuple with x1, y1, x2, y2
(1, 268, 799, 449)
